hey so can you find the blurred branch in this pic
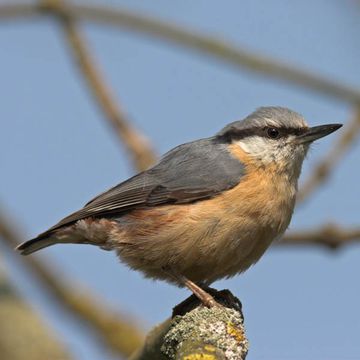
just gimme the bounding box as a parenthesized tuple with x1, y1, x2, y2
(0, 266, 72, 360)
(1, 2, 360, 106)
(0, 3, 40, 20)
(53, 3, 360, 105)
(0, 206, 144, 358)
(131, 292, 248, 360)
(43, 0, 156, 171)
(280, 224, 360, 249)
(0, 1, 156, 172)
(298, 109, 360, 203)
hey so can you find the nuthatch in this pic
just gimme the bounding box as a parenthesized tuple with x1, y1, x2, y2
(17, 107, 342, 306)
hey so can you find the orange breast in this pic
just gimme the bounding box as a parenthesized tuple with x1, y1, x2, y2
(112, 144, 297, 284)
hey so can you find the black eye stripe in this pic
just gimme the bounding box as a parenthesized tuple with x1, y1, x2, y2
(217, 126, 307, 142)
(276, 127, 307, 136)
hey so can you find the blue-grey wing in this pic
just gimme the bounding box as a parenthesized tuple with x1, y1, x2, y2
(48, 138, 245, 231)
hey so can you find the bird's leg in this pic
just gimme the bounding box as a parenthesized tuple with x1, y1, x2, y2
(162, 268, 220, 308)
(181, 276, 219, 308)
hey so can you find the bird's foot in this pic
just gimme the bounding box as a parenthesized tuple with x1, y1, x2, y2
(162, 268, 242, 315)
(172, 287, 242, 317)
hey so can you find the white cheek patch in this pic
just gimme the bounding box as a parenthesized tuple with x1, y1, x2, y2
(235, 139, 251, 153)
(235, 137, 275, 163)
(235, 135, 309, 182)
(234, 138, 261, 153)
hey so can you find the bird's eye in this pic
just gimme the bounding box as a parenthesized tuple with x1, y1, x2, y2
(266, 127, 280, 139)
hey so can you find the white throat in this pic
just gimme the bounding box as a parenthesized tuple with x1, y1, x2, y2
(235, 137, 308, 183)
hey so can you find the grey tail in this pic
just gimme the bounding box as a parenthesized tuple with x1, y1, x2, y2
(16, 233, 56, 255)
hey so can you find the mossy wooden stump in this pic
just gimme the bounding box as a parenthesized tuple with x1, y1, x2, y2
(131, 289, 248, 360)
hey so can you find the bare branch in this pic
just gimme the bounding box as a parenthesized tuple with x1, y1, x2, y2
(0, 1, 157, 171)
(279, 224, 360, 249)
(0, 3, 40, 20)
(5, 0, 152, 170)
(298, 109, 360, 203)
(1, 2, 360, 105)
(41, 0, 156, 171)
(0, 206, 144, 358)
(67, 3, 360, 105)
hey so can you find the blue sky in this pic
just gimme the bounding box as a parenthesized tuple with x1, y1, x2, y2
(1, 1, 360, 359)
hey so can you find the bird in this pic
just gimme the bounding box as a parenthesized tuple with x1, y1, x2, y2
(17, 107, 342, 307)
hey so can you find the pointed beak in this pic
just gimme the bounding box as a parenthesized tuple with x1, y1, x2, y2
(297, 123, 342, 144)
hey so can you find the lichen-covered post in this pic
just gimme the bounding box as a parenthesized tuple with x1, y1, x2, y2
(130, 290, 248, 360)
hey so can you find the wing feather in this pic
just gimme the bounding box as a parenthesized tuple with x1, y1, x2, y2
(45, 137, 245, 233)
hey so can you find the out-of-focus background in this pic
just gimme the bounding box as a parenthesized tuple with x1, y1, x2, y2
(1, 1, 359, 359)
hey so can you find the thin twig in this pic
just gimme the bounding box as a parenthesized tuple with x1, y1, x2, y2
(62, 3, 360, 105)
(280, 224, 360, 249)
(46, 0, 156, 170)
(0, 3, 40, 20)
(298, 108, 360, 203)
(0, 1, 156, 171)
(1, 2, 360, 105)
(41, 0, 156, 172)
(0, 207, 144, 358)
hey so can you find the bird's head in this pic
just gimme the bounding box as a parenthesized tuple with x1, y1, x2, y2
(217, 107, 342, 180)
